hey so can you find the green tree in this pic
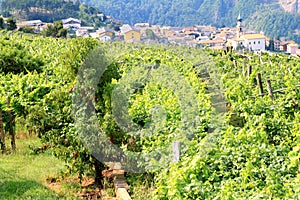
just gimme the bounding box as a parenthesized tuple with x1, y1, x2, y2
(19, 26, 35, 33)
(6, 17, 16, 30)
(0, 17, 4, 29)
(145, 29, 156, 40)
(42, 21, 67, 38)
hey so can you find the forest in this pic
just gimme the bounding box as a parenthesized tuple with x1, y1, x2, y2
(0, 0, 106, 27)
(0, 30, 299, 199)
(84, 0, 300, 43)
(1, 0, 300, 42)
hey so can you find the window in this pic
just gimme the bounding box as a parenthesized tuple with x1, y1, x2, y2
(258, 41, 260, 44)
(254, 41, 256, 44)
(249, 42, 251, 45)
(132, 32, 135, 39)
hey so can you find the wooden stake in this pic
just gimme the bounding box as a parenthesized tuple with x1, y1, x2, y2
(6, 97, 16, 151)
(0, 108, 5, 154)
(266, 79, 274, 101)
(298, 151, 300, 174)
(233, 60, 237, 68)
(248, 65, 252, 77)
(172, 141, 180, 163)
(257, 73, 264, 96)
(242, 60, 246, 77)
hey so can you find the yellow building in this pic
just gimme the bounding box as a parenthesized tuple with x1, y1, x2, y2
(121, 24, 141, 42)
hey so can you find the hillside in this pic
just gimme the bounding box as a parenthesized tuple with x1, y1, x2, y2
(0, 0, 106, 27)
(1, 31, 300, 199)
(83, 0, 300, 42)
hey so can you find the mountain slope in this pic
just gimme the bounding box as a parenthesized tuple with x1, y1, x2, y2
(0, 0, 106, 27)
(84, 0, 300, 42)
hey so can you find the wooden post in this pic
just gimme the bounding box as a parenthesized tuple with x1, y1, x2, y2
(266, 79, 274, 101)
(268, 58, 272, 66)
(172, 141, 180, 163)
(257, 73, 264, 96)
(6, 97, 16, 151)
(248, 65, 252, 77)
(46, 71, 48, 85)
(259, 54, 263, 64)
(298, 150, 300, 174)
(233, 60, 237, 68)
(242, 60, 246, 77)
(0, 108, 5, 153)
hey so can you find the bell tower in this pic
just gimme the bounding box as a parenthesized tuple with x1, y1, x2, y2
(236, 13, 243, 38)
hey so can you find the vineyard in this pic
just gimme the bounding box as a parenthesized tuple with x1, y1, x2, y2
(0, 31, 299, 199)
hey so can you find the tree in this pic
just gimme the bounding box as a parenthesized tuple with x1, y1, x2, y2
(19, 26, 35, 33)
(42, 21, 67, 38)
(0, 17, 4, 29)
(268, 39, 275, 51)
(145, 29, 156, 40)
(6, 17, 16, 30)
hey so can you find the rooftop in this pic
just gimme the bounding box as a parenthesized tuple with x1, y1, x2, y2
(120, 24, 140, 34)
(243, 34, 266, 40)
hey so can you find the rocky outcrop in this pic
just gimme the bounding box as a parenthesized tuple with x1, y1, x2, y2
(279, 0, 300, 13)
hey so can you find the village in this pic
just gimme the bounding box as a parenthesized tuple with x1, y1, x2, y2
(15, 15, 300, 57)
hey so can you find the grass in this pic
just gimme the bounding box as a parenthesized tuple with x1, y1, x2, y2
(126, 173, 155, 200)
(0, 137, 79, 200)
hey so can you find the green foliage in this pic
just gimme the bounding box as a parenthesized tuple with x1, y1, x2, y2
(247, 8, 300, 42)
(0, 32, 100, 182)
(0, 17, 4, 29)
(85, 0, 300, 43)
(153, 50, 300, 199)
(0, 37, 43, 74)
(145, 29, 156, 40)
(19, 26, 35, 33)
(5, 17, 16, 30)
(42, 21, 67, 38)
(1, 0, 107, 28)
(1, 31, 300, 199)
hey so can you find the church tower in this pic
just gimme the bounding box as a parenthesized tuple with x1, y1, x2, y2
(236, 13, 243, 38)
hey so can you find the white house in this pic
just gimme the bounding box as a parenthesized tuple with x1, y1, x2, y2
(17, 20, 45, 32)
(230, 34, 266, 51)
(287, 43, 299, 55)
(62, 18, 81, 29)
(99, 34, 112, 41)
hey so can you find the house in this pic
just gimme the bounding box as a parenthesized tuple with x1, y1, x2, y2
(200, 37, 226, 47)
(229, 34, 266, 51)
(97, 27, 115, 36)
(17, 20, 43, 27)
(120, 24, 141, 42)
(134, 23, 150, 28)
(62, 18, 81, 29)
(197, 35, 210, 41)
(195, 25, 216, 36)
(215, 32, 229, 41)
(243, 34, 266, 51)
(296, 49, 300, 56)
(99, 34, 112, 41)
(287, 43, 299, 54)
(76, 27, 89, 37)
(280, 42, 288, 52)
(17, 20, 45, 32)
(274, 40, 281, 51)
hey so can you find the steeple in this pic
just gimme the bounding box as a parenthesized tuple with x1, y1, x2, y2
(236, 12, 243, 38)
(237, 12, 242, 22)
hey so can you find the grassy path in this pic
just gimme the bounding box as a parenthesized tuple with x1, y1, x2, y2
(0, 138, 75, 199)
